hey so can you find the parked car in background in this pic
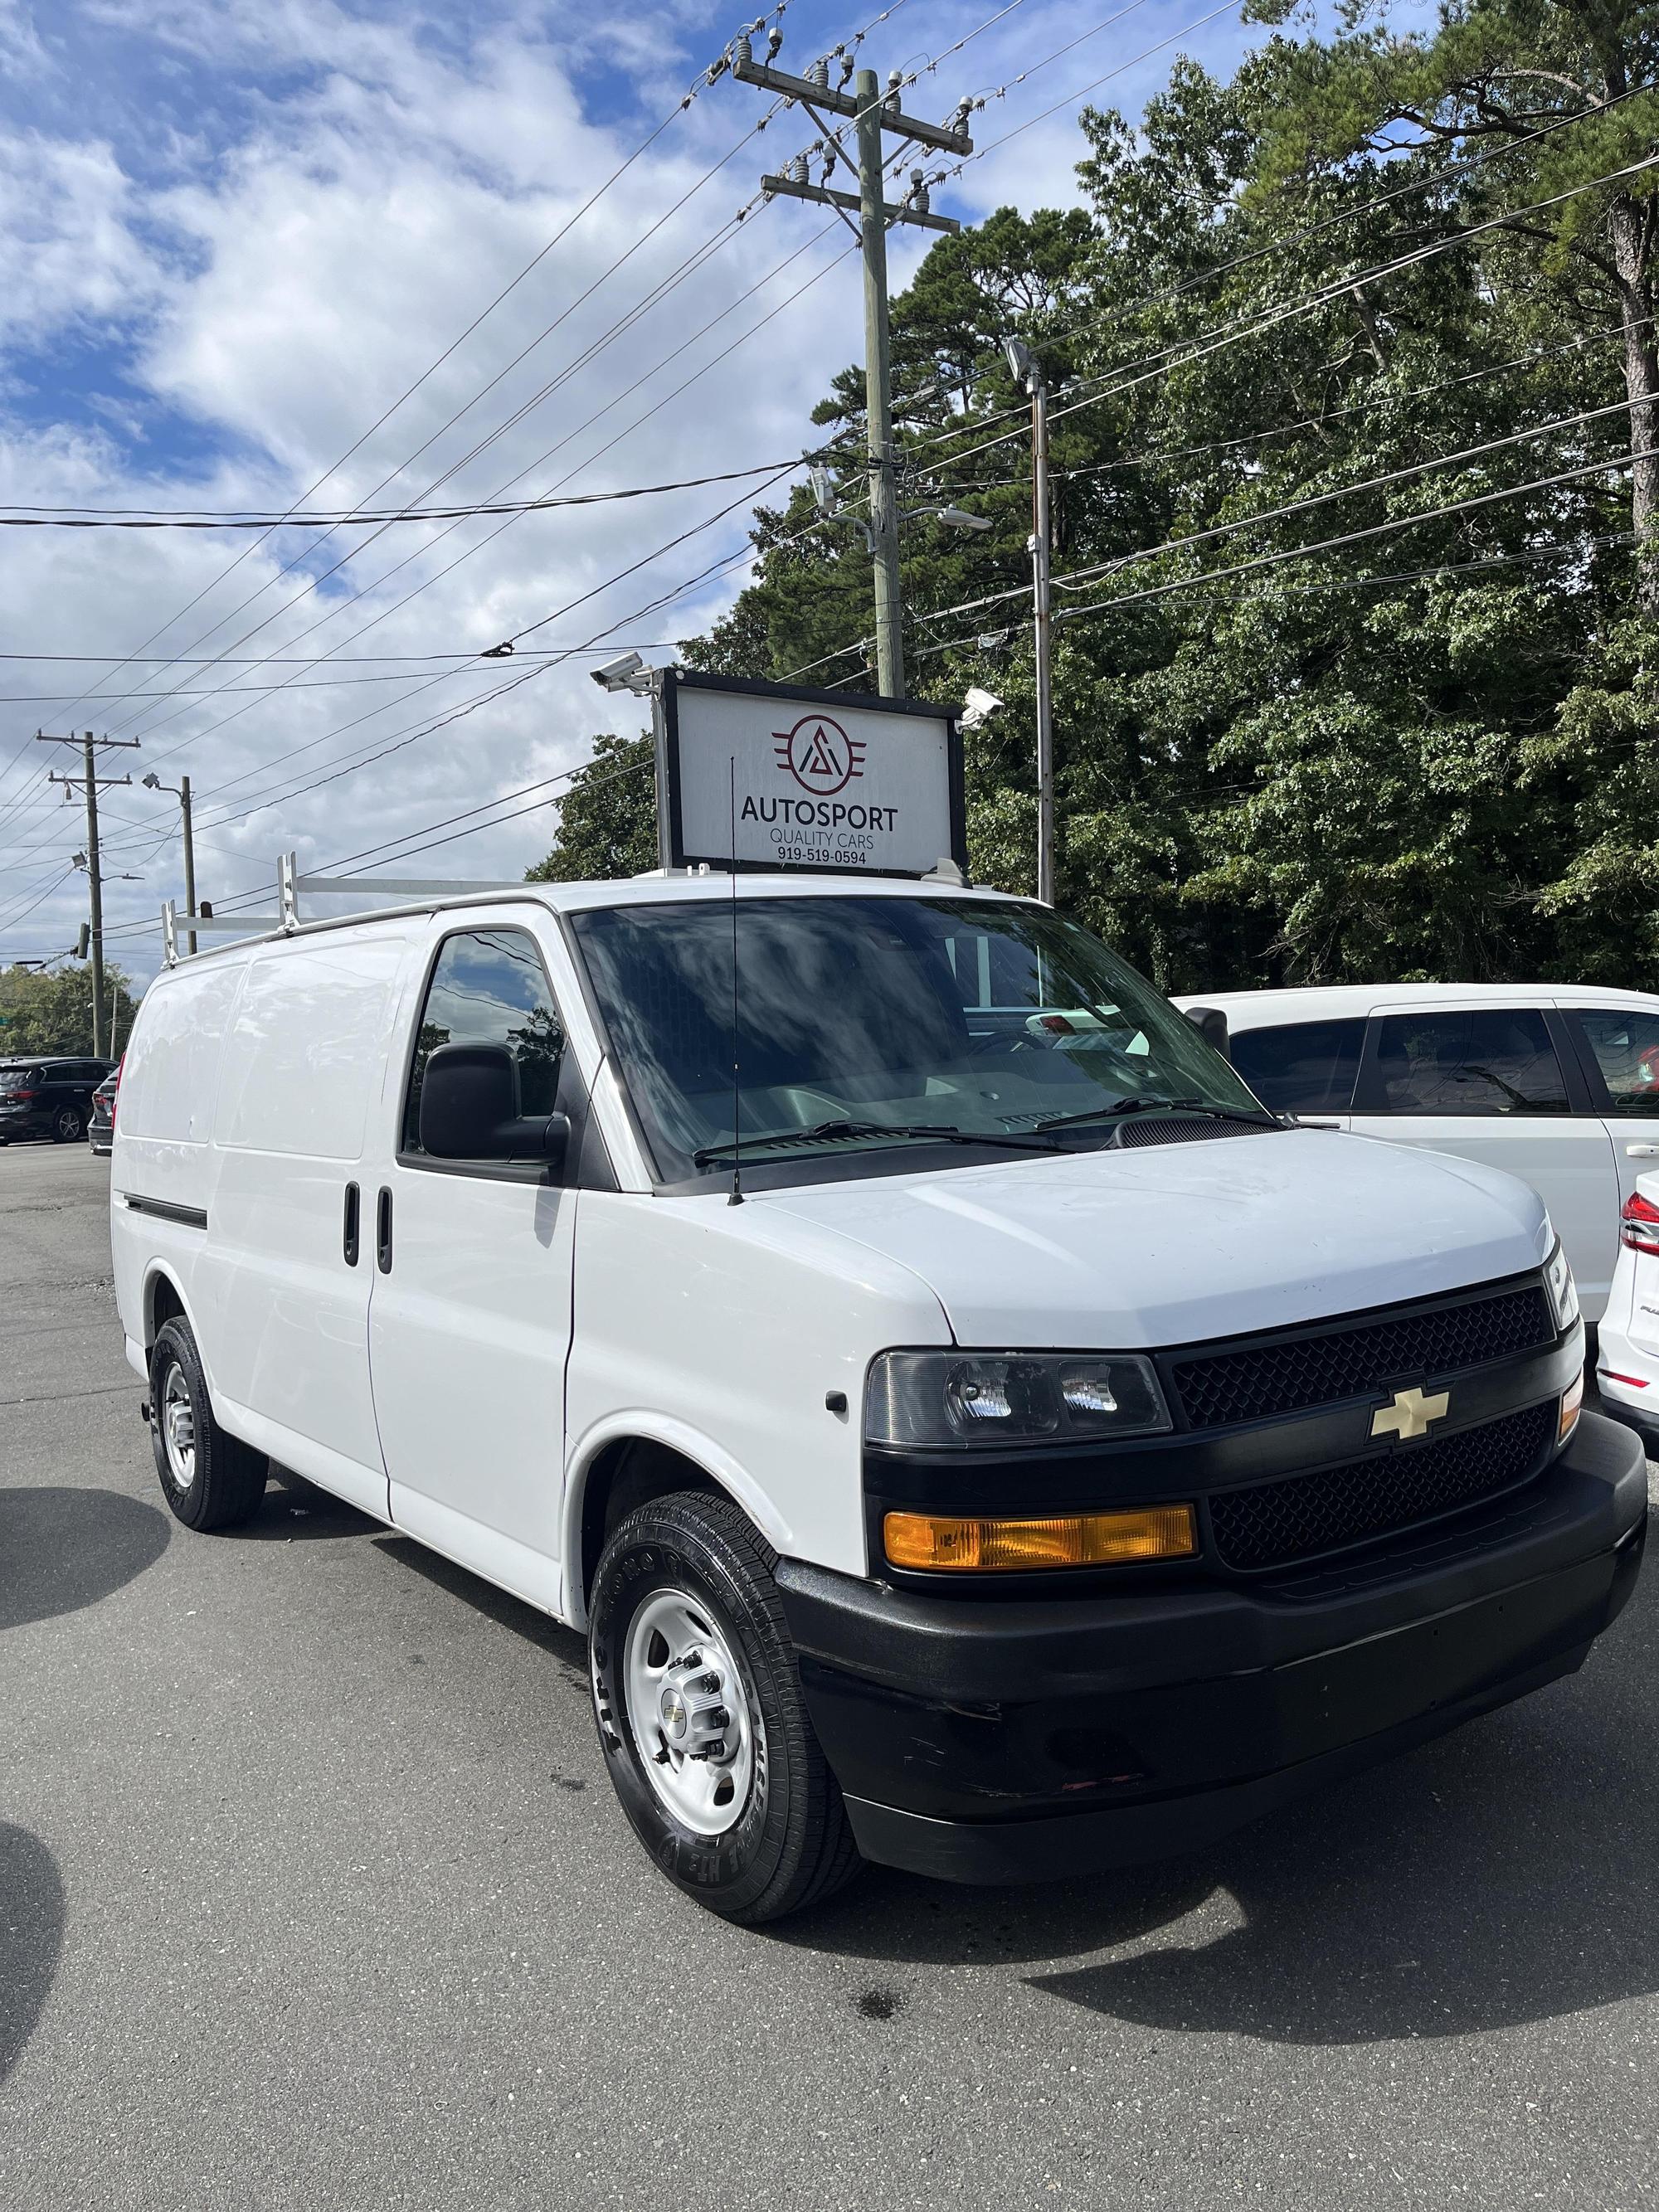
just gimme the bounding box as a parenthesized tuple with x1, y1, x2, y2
(1594, 1172, 1659, 1452)
(1172, 984, 1659, 1325)
(0, 1054, 115, 1145)
(88, 1063, 119, 1155)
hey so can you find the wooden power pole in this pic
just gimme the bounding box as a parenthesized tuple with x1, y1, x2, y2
(733, 32, 971, 698)
(36, 730, 141, 1056)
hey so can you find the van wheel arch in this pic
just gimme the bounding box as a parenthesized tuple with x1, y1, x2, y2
(577, 1438, 727, 1623)
(146, 1268, 187, 1351)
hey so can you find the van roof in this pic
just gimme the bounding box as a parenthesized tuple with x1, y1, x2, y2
(150, 872, 1028, 974)
(1170, 981, 1659, 1025)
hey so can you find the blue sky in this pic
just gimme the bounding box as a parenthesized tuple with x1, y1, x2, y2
(0, 0, 1262, 976)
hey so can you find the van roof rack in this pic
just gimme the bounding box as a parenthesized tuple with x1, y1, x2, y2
(160, 853, 520, 965)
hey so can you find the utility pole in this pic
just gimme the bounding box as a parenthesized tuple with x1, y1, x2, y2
(734, 29, 971, 698)
(144, 770, 197, 954)
(36, 729, 141, 1056)
(1005, 338, 1056, 904)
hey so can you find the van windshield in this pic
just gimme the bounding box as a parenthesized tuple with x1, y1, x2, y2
(571, 895, 1267, 1183)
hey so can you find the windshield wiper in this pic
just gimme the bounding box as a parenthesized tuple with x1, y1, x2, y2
(693, 1118, 1064, 1166)
(1032, 1096, 1282, 1134)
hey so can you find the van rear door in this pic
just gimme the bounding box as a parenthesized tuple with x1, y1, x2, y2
(365, 918, 577, 1614)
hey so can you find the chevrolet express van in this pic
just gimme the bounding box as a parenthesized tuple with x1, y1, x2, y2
(111, 878, 1647, 1922)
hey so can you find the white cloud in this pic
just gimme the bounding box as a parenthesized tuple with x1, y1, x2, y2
(0, 130, 163, 344)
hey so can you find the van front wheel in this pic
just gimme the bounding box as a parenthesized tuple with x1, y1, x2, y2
(588, 1490, 861, 1924)
(148, 1317, 268, 1531)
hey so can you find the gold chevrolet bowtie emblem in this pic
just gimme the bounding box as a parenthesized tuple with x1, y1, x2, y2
(1370, 1385, 1450, 1441)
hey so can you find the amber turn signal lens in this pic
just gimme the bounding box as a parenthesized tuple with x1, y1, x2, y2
(883, 1504, 1198, 1572)
(1559, 1371, 1584, 1442)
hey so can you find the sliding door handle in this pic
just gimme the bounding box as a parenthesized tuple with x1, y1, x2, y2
(343, 1181, 360, 1266)
(377, 1186, 393, 1274)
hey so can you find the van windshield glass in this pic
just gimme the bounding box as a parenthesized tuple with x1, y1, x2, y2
(571, 896, 1267, 1181)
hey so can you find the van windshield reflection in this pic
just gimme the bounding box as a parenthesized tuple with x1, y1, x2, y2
(570, 896, 1266, 1183)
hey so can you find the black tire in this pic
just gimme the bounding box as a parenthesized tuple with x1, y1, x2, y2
(588, 1490, 862, 1924)
(51, 1106, 82, 1143)
(148, 1316, 268, 1532)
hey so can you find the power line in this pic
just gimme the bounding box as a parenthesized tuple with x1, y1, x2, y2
(1054, 392, 1647, 593)
(1053, 440, 1659, 625)
(16, 7, 795, 765)
(0, 458, 811, 527)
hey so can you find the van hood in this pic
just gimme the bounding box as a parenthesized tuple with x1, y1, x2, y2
(756, 1128, 1551, 1349)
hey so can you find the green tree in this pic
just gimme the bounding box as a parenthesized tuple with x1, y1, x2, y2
(525, 732, 657, 883)
(676, 15, 1659, 990)
(0, 964, 138, 1056)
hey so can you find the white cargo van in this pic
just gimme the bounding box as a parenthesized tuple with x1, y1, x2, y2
(112, 878, 1646, 1921)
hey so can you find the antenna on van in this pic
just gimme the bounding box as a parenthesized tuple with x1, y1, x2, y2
(727, 756, 744, 1207)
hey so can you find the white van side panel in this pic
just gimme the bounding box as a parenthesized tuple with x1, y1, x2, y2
(562, 1191, 953, 1606)
(196, 924, 415, 1501)
(110, 953, 251, 1387)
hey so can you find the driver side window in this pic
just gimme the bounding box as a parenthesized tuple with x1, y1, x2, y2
(401, 928, 564, 1157)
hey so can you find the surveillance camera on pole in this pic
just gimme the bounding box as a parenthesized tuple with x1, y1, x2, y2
(591, 651, 658, 698)
(591, 652, 645, 691)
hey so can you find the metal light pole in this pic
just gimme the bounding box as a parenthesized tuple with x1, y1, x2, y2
(144, 771, 197, 955)
(1005, 338, 1055, 905)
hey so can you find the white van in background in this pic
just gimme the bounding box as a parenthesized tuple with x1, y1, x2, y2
(112, 881, 1645, 1921)
(1173, 982, 1659, 1323)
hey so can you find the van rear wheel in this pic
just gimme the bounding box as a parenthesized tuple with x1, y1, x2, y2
(148, 1317, 268, 1531)
(588, 1490, 861, 1924)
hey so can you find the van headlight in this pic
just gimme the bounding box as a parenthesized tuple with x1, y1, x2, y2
(865, 1349, 1173, 1448)
(1543, 1236, 1579, 1334)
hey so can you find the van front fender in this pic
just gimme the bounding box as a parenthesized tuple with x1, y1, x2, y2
(561, 1412, 795, 1632)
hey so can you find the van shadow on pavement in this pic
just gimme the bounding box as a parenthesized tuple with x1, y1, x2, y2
(232, 1466, 385, 1545)
(788, 1578, 1659, 2046)
(0, 1826, 64, 2087)
(0, 1486, 169, 1631)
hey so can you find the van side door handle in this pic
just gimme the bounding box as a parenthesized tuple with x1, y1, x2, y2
(376, 1186, 393, 1274)
(343, 1181, 360, 1266)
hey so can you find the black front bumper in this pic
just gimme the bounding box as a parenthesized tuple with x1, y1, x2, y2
(777, 1411, 1648, 1884)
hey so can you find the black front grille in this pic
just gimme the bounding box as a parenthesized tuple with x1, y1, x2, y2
(1208, 1402, 1556, 1571)
(1170, 1282, 1553, 1429)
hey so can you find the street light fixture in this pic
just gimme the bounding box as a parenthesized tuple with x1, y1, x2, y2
(141, 770, 197, 953)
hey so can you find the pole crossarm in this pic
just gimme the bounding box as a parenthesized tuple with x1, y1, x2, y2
(730, 58, 971, 153)
(761, 173, 960, 235)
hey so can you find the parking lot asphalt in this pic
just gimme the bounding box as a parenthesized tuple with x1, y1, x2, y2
(3, 1140, 1658, 2210)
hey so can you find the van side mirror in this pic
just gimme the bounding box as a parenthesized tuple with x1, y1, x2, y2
(418, 1042, 569, 1166)
(1183, 1004, 1230, 1059)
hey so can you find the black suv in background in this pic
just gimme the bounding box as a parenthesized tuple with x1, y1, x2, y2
(0, 1057, 115, 1145)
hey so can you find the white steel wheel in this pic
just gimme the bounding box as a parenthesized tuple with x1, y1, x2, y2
(160, 1360, 197, 1491)
(621, 1587, 758, 1838)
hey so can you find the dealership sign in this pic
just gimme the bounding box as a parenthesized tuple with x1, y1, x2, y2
(655, 670, 966, 878)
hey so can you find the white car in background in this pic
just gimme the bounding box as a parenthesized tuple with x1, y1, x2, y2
(1596, 1171, 1659, 1447)
(1174, 982, 1659, 1325)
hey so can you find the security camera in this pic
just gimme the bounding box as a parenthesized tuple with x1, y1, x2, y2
(960, 687, 1005, 730)
(591, 651, 645, 692)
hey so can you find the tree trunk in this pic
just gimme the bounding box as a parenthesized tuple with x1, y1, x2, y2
(1608, 193, 1659, 619)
